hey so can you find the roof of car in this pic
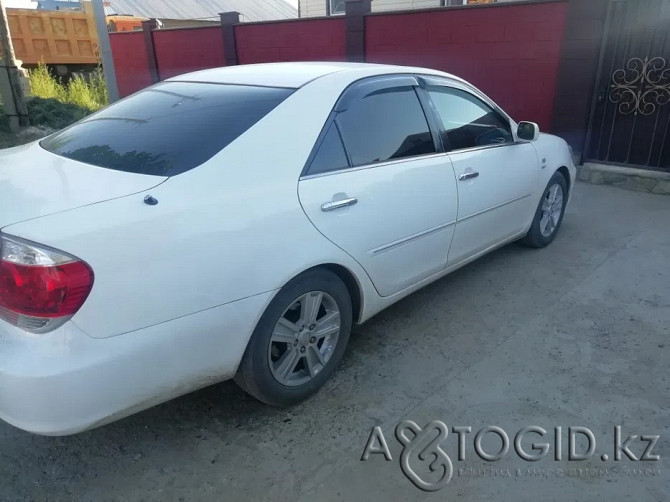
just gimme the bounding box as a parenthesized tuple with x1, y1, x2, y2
(167, 62, 458, 88)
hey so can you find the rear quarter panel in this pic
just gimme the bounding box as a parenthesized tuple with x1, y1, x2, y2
(3, 77, 379, 339)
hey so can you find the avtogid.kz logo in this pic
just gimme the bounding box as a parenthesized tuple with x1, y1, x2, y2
(360, 421, 661, 492)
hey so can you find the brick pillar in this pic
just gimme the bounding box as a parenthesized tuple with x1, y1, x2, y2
(345, 0, 371, 62)
(220, 12, 241, 66)
(141, 18, 160, 83)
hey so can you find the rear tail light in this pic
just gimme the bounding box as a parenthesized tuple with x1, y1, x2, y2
(0, 234, 94, 333)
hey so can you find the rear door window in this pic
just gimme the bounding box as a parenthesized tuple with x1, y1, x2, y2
(41, 82, 294, 176)
(307, 122, 350, 175)
(335, 85, 435, 167)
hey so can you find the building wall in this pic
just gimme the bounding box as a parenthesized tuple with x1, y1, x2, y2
(300, 0, 441, 17)
(298, 0, 527, 17)
(372, 0, 441, 12)
(301, 0, 328, 17)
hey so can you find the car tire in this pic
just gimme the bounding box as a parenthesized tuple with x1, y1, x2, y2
(521, 171, 568, 248)
(235, 269, 353, 407)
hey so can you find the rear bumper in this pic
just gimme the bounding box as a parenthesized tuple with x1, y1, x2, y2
(0, 291, 273, 435)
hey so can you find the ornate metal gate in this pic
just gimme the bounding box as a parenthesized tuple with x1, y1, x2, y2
(585, 0, 670, 171)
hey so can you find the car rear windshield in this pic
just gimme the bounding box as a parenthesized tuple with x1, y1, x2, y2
(40, 82, 294, 176)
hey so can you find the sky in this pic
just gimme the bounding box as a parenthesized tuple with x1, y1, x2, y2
(4, 0, 34, 7)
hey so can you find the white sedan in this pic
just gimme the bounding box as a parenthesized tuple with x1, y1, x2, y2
(0, 62, 575, 435)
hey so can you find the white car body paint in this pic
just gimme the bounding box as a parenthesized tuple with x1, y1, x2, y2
(0, 62, 576, 434)
(299, 153, 459, 297)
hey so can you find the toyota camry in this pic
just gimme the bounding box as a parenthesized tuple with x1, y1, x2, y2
(0, 62, 575, 434)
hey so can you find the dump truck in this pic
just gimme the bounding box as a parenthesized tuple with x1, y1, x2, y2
(0, 1, 142, 76)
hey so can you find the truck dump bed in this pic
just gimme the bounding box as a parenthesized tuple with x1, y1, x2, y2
(2, 4, 99, 66)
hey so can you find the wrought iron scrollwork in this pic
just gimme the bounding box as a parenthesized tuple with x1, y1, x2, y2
(609, 57, 670, 116)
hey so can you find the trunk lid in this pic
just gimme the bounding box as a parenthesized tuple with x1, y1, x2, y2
(0, 142, 167, 228)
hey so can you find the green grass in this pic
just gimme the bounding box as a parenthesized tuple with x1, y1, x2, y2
(29, 63, 108, 112)
(28, 62, 66, 101)
(27, 97, 90, 129)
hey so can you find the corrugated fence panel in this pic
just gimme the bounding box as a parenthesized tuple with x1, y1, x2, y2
(235, 18, 347, 64)
(109, 2, 570, 128)
(153, 26, 226, 80)
(109, 31, 152, 97)
(365, 1, 570, 130)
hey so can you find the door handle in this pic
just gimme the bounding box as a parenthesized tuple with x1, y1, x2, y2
(459, 171, 480, 181)
(321, 197, 358, 212)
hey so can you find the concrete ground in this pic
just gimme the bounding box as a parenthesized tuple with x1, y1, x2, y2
(0, 182, 668, 501)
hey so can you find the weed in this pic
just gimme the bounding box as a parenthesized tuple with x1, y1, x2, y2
(29, 62, 108, 111)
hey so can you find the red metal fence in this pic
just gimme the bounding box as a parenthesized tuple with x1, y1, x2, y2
(236, 18, 346, 64)
(109, 0, 570, 131)
(365, 2, 568, 131)
(109, 31, 152, 98)
(153, 26, 226, 80)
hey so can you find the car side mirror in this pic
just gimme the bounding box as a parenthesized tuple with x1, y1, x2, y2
(517, 121, 540, 141)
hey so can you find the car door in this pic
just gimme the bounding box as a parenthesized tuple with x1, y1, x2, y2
(420, 78, 539, 265)
(298, 76, 458, 297)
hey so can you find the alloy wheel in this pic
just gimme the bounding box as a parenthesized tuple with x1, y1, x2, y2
(539, 183, 564, 238)
(268, 291, 341, 387)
